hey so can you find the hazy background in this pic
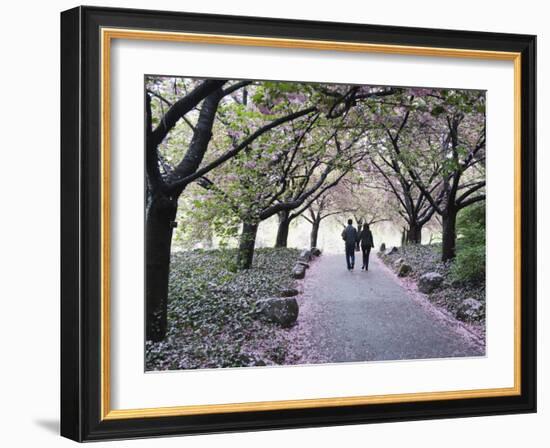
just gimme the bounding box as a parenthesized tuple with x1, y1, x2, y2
(174, 215, 438, 254)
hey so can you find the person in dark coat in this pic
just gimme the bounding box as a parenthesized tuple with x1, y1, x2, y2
(358, 223, 374, 271)
(341, 219, 358, 270)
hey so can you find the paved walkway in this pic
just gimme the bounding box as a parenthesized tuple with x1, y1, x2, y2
(297, 253, 484, 363)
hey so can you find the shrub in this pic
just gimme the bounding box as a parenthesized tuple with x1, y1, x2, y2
(451, 202, 485, 283)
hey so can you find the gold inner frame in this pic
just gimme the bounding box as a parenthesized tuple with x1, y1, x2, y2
(100, 27, 522, 420)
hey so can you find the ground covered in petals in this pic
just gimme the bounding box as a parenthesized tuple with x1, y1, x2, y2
(379, 244, 486, 333)
(145, 248, 304, 370)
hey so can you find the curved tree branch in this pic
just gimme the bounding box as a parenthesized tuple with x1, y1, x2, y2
(149, 79, 227, 149)
(166, 106, 317, 193)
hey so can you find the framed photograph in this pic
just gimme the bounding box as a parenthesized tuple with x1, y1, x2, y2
(60, 6, 536, 442)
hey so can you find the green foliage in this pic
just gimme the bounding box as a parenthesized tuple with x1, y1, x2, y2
(451, 203, 486, 283)
(430, 104, 446, 116)
(173, 184, 242, 250)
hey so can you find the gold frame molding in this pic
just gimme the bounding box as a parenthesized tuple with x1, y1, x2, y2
(100, 27, 522, 421)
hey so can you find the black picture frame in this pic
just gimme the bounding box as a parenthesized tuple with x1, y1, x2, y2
(61, 5, 536, 442)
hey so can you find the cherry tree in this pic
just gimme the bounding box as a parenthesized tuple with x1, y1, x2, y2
(374, 88, 486, 260)
(405, 90, 486, 260)
(365, 93, 444, 244)
(197, 119, 368, 269)
(146, 77, 318, 341)
(302, 183, 362, 249)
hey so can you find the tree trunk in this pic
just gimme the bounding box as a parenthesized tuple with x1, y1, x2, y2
(310, 218, 321, 249)
(145, 194, 178, 342)
(236, 222, 259, 270)
(274, 211, 291, 248)
(406, 223, 422, 244)
(441, 208, 457, 261)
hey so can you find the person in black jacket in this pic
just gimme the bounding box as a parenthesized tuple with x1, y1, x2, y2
(341, 219, 358, 270)
(358, 223, 374, 271)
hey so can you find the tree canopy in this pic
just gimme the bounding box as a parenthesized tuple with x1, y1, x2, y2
(144, 76, 486, 341)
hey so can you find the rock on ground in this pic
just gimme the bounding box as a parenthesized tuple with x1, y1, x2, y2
(279, 287, 299, 297)
(299, 249, 312, 261)
(377, 243, 486, 333)
(418, 272, 444, 293)
(292, 264, 306, 279)
(456, 298, 483, 321)
(398, 263, 412, 277)
(387, 246, 398, 255)
(311, 247, 322, 257)
(256, 297, 299, 327)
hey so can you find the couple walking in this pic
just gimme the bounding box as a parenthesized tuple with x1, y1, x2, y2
(341, 219, 374, 271)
